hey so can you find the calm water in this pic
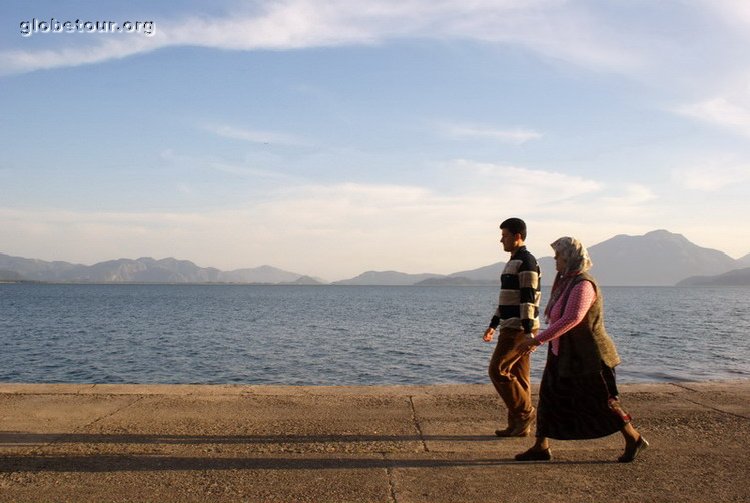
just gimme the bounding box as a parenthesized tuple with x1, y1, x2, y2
(1, 284, 748, 384)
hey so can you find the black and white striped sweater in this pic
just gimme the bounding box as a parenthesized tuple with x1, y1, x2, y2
(489, 246, 541, 334)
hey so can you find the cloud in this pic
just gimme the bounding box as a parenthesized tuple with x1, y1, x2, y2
(676, 95, 750, 139)
(0, 174, 587, 279)
(4, 161, 747, 278)
(702, 1, 750, 30)
(1, 0, 642, 76)
(668, 4, 750, 137)
(0, 186, 492, 279)
(447, 159, 602, 200)
(598, 183, 656, 206)
(440, 123, 542, 144)
(205, 124, 313, 147)
(672, 162, 750, 191)
(207, 161, 299, 181)
(0, 34, 168, 75)
(160, 148, 300, 182)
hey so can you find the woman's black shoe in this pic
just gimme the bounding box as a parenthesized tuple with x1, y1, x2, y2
(618, 436, 649, 463)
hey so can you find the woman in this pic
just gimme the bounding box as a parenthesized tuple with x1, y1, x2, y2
(515, 237, 648, 462)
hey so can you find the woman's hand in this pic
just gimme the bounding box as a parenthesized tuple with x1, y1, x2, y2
(518, 334, 541, 353)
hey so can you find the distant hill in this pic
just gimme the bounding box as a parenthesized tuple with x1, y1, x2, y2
(0, 253, 314, 284)
(677, 267, 750, 286)
(414, 258, 558, 286)
(537, 256, 556, 285)
(332, 271, 443, 286)
(219, 265, 311, 284)
(586, 230, 737, 286)
(448, 262, 504, 282)
(0, 253, 86, 282)
(0, 269, 25, 281)
(73, 257, 223, 283)
(415, 276, 497, 286)
(737, 253, 750, 267)
(280, 275, 326, 285)
(412, 262, 504, 286)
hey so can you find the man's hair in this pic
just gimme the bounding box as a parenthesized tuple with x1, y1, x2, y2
(500, 217, 527, 240)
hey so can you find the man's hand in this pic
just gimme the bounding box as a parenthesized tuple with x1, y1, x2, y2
(483, 327, 495, 342)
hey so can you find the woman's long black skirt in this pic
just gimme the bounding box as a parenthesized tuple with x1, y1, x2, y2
(536, 349, 627, 440)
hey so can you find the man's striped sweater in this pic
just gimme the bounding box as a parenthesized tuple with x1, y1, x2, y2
(489, 246, 541, 334)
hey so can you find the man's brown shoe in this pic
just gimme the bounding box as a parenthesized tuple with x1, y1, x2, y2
(495, 407, 535, 437)
(494, 425, 520, 437)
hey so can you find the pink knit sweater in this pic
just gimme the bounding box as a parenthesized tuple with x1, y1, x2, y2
(536, 280, 596, 355)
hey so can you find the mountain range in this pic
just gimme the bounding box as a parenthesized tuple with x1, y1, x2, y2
(1, 230, 747, 286)
(0, 255, 323, 285)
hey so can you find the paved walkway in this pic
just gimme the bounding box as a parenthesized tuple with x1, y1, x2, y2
(1, 381, 748, 502)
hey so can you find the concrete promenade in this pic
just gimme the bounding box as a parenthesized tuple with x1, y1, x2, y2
(1, 381, 748, 502)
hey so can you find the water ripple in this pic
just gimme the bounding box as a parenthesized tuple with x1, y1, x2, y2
(1, 284, 748, 384)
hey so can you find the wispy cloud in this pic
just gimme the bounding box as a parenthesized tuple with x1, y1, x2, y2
(598, 183, 656, 206)
(0, 169, 608, 278)
(440, 123, 542, 144)
(448, 159, 602, 200)
(159, 148, 301, 182)
(205, 124, 313, 147)
(672, 162, 750, 191)
(702, 0, 750, 30)
(0, 35, 167, 75)
(1, 0, 643, 76)
(208, 161, 298, 181)
(4, 160, 747, 278)
(676, 94, 750, 139)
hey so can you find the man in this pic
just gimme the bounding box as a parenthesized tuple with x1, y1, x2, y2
(483, 217, 541, 437)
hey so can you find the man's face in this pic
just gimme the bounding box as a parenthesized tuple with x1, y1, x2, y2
(500, 228, 519, 252)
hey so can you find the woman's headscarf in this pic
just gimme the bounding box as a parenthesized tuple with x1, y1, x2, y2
(544, 236, 593, 319)
(550, 236, 592, 275)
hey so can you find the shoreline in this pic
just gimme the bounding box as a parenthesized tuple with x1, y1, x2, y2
(6, 281, 750, 286)
(1, 377, 749, 388)
(1, 376, 748, 390)
(2, 380, 748, 502)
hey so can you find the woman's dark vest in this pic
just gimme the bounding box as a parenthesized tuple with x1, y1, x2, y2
(556, 272, 621, 377)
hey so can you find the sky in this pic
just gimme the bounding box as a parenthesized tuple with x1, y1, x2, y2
(1, 0, 749, 281)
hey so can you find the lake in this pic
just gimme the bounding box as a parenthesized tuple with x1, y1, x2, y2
(1, 284, 748, 384)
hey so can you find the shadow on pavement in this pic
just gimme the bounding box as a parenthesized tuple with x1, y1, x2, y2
(0, 454, 612, 473)
(0, 432, 499, 445)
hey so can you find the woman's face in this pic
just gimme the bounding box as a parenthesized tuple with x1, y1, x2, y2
(554, 251, 567, 273)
